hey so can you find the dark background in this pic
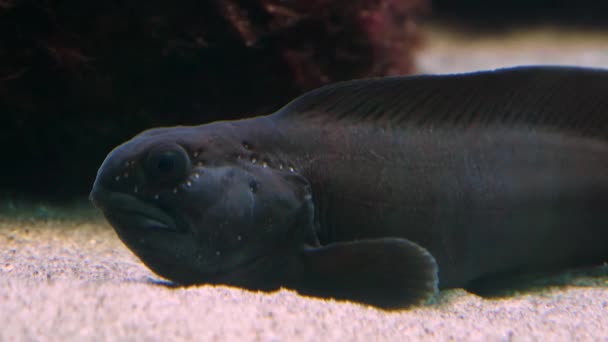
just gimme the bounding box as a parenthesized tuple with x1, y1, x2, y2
(1, 0, 606, 201)
(434, 0, 607, 25)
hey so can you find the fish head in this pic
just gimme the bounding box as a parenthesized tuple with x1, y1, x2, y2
(89, 122, 315, 287)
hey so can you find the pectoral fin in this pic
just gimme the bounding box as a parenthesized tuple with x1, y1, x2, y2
(299, 238, 438, 310)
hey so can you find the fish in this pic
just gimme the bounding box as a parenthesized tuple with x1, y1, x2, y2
(90, 65, 608, 309)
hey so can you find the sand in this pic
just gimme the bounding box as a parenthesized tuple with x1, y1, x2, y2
(1, 214, 607, 341)
(417, 24, 608, 74)
(3, 24, 608, 341)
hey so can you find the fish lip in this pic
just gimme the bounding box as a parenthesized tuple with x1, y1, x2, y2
(90, 185, 178, 232)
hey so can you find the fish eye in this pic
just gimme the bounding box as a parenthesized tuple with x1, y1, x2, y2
(144, 144, 191, 184)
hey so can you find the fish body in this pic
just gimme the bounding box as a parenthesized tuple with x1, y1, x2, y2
(90, 66, 608, 309)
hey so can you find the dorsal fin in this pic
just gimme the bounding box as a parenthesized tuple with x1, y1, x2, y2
(272, 66, 608, 138)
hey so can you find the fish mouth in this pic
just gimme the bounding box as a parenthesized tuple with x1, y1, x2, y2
(90, 186, 178, 232)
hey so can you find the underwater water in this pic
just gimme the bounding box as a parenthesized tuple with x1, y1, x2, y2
(2, 23, 608, 341)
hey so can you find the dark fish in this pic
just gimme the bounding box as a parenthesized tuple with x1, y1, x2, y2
(90, 66, 608, 309)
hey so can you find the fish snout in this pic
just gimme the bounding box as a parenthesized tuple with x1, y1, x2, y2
(89, 182, 102, 208)
(90, 142, 193, 210)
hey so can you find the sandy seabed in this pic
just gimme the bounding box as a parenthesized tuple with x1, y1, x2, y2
(1, 217, 607, 341)
(3, 25, 608, 341)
